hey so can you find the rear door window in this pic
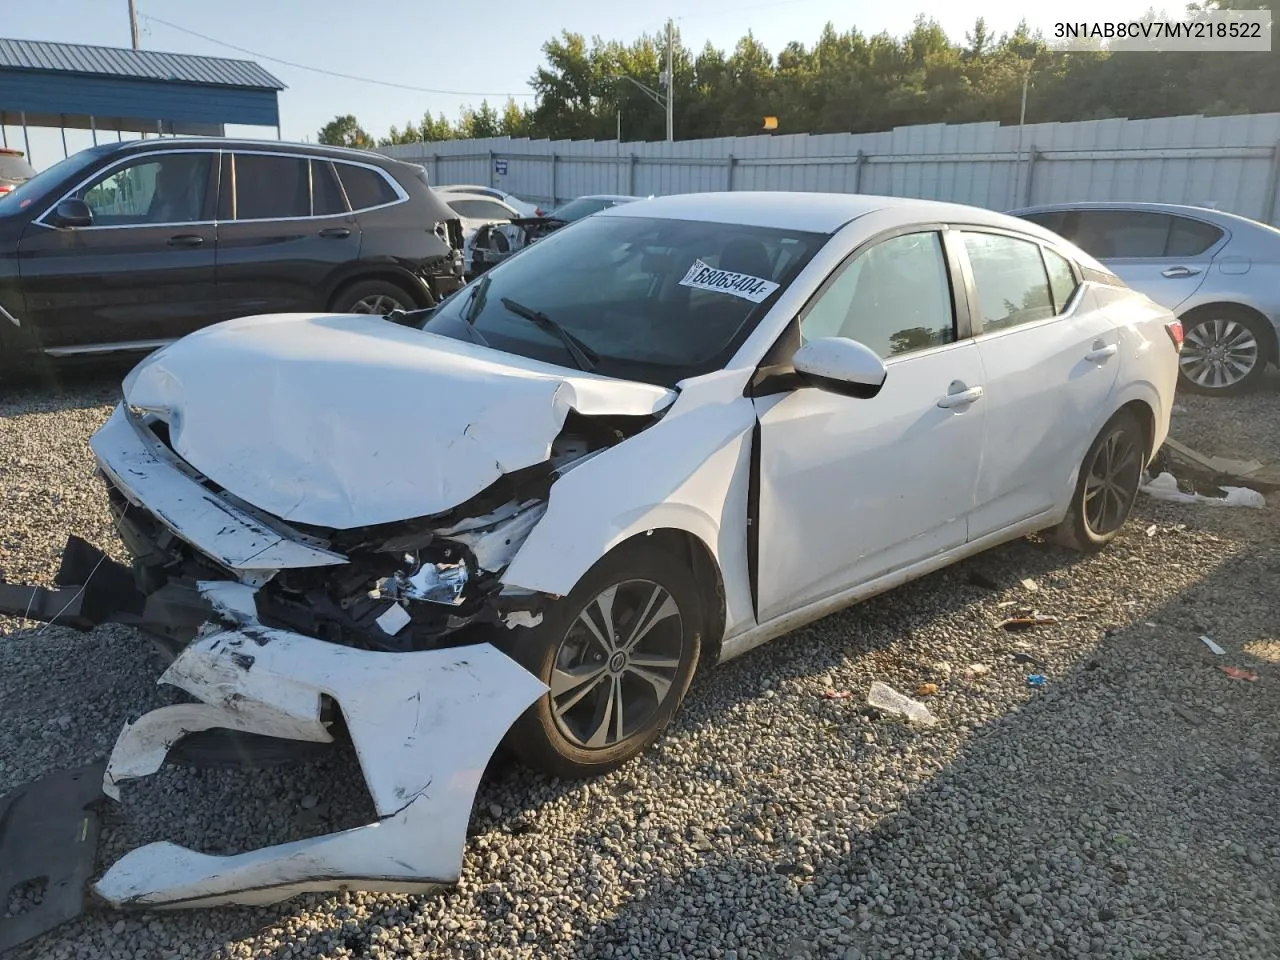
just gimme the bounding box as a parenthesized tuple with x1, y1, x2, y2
(311, 160, 348, 216)
(963, 232, 1055, 333)
(234, 154, 309, 220)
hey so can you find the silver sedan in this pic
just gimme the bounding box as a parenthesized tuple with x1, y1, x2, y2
(1012, 201, 1280, 395)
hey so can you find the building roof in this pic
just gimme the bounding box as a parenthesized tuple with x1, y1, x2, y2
(0, 37, 284, 90)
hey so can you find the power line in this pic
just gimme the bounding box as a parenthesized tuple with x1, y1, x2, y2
(138, 13, 536, 99)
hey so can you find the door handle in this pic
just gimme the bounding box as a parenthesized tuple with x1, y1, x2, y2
(1161, 265, 1201, 278)
(319, 227, 352, 239)
(937, 384, 984, 409)
(167, 234, 204, 247)
(1085, 343, 1118, 362)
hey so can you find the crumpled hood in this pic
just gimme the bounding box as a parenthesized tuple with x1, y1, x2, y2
(122, 313, 676, 529)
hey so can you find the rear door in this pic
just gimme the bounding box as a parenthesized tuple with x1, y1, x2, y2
(16, 149, 219, 350)
(962, 229, 1121, 537)
(215, 152, 361, 319)
(1061, 209, 1220, 312)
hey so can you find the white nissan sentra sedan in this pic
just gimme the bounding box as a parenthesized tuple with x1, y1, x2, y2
(2, 192, 1181, 912)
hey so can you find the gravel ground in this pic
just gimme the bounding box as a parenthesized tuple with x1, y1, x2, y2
(2, 373, 1278, 960)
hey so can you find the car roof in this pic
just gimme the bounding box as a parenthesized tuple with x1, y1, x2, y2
(600, 191, 1042, 235)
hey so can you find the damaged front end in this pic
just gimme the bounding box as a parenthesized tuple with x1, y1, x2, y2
(0, 390, 656, 949)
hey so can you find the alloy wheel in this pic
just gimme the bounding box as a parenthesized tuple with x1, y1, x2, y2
(550, 579, 684, 750)
(1180, 318, 1259, 390)
(1083, 427, 1142, 537)
(349, 294, 406, 315)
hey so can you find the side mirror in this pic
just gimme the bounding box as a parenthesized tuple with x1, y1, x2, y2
(49, 198, 93, 229)
(792, 336, 887, 399)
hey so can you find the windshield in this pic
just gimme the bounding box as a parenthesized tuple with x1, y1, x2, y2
(547, 197, 628, 221)
(0, 150, 101, 216)
(423, 214, 826, 387)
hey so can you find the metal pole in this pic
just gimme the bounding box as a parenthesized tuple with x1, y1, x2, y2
(90, 115, 98, 145)
(665, 19, 674, 142)
(1011, 66, 1029, 209)
(617, 109, 621, 144)
(1, 123, 7, 149)
(129, 0, 140, 49)
(20, 111, 30, 166)
(60, 116, 69, 158)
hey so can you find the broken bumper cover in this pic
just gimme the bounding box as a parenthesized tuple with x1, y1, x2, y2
(50, 579, 544, 915)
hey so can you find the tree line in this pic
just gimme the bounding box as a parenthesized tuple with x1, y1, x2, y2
(318, 0, 1276, 149)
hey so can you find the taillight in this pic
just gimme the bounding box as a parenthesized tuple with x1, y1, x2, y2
(0, 185, 12, 195)
(1165, 319, 1184, 352)
(534, 207, 544, 217)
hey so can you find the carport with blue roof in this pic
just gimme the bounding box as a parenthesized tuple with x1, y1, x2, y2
(0, 37, 284, 160)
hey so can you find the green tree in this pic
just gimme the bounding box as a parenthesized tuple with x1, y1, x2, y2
(318, 114, 371, 148)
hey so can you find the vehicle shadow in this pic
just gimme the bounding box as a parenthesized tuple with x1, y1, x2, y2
(0, 359, 132, 415)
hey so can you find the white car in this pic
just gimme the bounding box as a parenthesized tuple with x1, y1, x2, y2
(0, 192, 1181, 917)
(435, 183, 540, 217)
(438, 192, 521, 274)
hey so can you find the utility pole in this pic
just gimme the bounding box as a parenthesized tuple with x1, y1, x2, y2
(664, 19, 674, 142)
(128, 0, 140, 49)
(1011, 63, 1031, 208)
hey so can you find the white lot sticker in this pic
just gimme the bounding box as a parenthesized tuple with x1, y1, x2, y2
(678, 259, 780, 304)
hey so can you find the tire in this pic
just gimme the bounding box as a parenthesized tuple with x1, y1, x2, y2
(1177, 306, 1272, 396)
(330, 279, 418, 315)
(1048, 409, 1146, 553)
(503, 542, 703, 779)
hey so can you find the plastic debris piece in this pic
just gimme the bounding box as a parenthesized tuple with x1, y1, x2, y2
(915, 682, 938, 697)
(962, 663, 991, 679)
(1221, 666, 1258, 681)
(1200, 636, 1226, 656)
(1141, 471, 1266, 508)
(1000, 614, 1058, 631)
(1021, 578, 1039, 592)
(823, 689, 852, 700)
(867, 681, 937, 726)
(1027, 674, 1048, 687)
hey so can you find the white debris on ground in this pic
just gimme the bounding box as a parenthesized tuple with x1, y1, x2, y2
(3, 377, 1280, 960)
(1141, 471, 1267, 509)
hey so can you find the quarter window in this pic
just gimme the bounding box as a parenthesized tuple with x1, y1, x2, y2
(800, 231, 956, 359)
(1166, 215, 1224, 256)
(1042, 247, 1079, 313)
(336, 163, 399, 210)
(963, 232, 1054, 332)
(234, 154, 309, 220)
(77, 153, 212, 226)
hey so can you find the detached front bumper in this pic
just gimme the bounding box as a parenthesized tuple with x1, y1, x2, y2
(0, 577, 546, 945)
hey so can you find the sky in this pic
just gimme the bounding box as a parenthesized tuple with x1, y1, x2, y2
(6, 0, 1172, 170)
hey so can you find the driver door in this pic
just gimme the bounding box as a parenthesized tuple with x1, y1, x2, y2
(17, 150, 220, 350)
(752, 228, 987, 624)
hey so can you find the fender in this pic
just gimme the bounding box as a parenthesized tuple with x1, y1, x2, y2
(502, 370, 758, 639)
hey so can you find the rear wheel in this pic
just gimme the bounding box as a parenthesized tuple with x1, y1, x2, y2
(331, 279, 417, 315)
(1178, 306, 1271, 395)
(504, 542, 702, 779)
(1048, 410, 1145, 552)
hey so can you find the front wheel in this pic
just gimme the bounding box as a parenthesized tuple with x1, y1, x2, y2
(503, 542, 702, 779)
(330, 279, 417, 315)
(1048, 410, 1145, 552)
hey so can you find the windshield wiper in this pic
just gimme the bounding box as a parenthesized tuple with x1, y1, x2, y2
(499, 297, 598, 372)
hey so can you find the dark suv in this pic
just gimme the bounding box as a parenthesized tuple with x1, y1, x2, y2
(0, 138, 464, 365)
